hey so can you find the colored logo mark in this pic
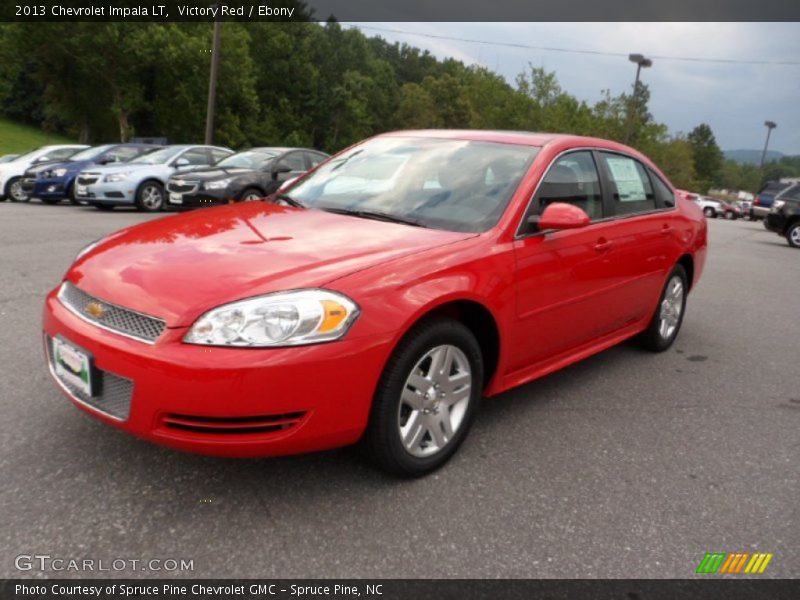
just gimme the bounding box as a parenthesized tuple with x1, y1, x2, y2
(696, 552, 773, 574)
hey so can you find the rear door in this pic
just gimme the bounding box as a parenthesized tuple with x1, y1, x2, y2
(593, 151, 681, 324)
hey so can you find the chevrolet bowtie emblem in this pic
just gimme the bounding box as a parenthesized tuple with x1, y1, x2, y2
(86, 301, 106, 319)
(174, 180, 184, 186)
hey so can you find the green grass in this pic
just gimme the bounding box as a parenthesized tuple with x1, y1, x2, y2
(0, 118, 75, 156)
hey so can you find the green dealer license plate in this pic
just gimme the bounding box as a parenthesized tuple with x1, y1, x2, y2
(53, 337, 93, 397)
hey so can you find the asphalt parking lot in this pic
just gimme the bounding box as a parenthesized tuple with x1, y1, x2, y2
(0, 202, 797, 579)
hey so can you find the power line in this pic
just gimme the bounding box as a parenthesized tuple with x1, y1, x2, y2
(352, 25, 800, 67)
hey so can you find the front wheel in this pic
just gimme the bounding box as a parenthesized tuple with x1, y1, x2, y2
(135, 181, 164, 212)
(724, 211, 735, 220)
(637, 264, 688, 352)
(786, 222, 800, 249)
(6, 177, 29, 202)
(363, 318, 483, 477)
(702, 207, 715, 218)
(239, 188, 264, 202)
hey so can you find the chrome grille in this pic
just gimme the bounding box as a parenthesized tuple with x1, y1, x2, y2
(77, 173, 100, 185)
(47, 336, 133, 421)
(59, 282, 166, 343)
(167, 180, 199, 194)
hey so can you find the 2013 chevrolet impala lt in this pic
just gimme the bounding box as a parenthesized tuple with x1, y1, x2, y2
(43, 130, 707, 476)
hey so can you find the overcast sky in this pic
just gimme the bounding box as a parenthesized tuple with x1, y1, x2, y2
(349, 22, 800, 155)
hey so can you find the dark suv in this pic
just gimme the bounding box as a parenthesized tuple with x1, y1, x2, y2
(752, 181, 792, 220)
(765, 184, 800, 248)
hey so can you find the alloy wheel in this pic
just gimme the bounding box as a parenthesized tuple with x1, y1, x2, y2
(658, 276, 684, 340)
(141, 185, 163, 210)
(397, 344, 472, 458)
(9, 180, 28, 202)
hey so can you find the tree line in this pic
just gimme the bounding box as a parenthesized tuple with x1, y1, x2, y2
(0, 15, 796, 192)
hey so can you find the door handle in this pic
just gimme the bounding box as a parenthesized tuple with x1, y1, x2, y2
(594, 238, 613, 252)
(660, 224, 674, 235)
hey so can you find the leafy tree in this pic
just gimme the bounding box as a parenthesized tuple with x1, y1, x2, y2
(688, 123, 723, 189)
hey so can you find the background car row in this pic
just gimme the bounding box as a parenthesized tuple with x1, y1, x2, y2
(0, 143, 329, 212)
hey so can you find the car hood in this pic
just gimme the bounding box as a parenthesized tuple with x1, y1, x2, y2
(86, 163, 167, 176)
(67, 202, 473, 327)
(175, 167, 258, 181)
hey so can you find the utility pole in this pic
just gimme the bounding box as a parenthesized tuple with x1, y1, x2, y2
(623, 53, 652, 145)
(204, 15, 222, 145)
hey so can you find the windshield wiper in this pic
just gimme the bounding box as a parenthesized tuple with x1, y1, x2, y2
(274, 193, 306, 208)
(321, 207, 427, 228)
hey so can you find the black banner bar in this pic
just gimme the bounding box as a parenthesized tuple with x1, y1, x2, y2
(2, 0, 800, 22)
(2, 580, 800, 600)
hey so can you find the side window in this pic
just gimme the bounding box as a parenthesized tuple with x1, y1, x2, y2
(536, 151, 603, 220)
(210, 148, 231, 164)
(180, 148, 212, 166)
(649, 170, 675, 207)
(782, 184, 800, 202)
(277, 152, 307, 173)
(46, 148, 81, 162)
(106, 146, 145, 163)
(599, 153, 656, 216)
(306, 152, 326, 168)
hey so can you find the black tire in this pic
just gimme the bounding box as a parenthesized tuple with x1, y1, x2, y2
(67, 183, 81, 205)
(90, 202, 114, 211)
(786, 222, 800, 249)
(362, 317, 483, 478)
(134, 180, 165, 212)
(5, 177, 29, 202)
(239, 188, 264, 202)
(637, 264, 688, 352)
(702, 207, 715, 218)
(41, 198, 61, 205)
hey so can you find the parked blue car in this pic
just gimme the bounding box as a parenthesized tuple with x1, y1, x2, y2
(21, 143, 159, 205)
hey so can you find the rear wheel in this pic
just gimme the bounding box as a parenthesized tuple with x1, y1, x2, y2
(637, 264, 688, 352)
(363, 318, 483, 477)
(135, 181, 164, 212)
(6, 177, 28, 202)
(786, 222, 800, 249)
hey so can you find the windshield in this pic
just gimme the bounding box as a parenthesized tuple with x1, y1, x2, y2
(216, 150, 277, 170)
(134, 146, 184, 165)
(69, 145, 115, 161)
(288, 137, 539, 233)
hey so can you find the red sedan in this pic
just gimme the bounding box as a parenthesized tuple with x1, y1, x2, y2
(43, 130, 707, 476)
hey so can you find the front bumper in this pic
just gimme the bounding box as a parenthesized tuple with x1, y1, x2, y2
(75, 180, 136, 205)
(43, 286, 393, 457)
(167, 188, 232, 210)
(29, 177, 71, 199)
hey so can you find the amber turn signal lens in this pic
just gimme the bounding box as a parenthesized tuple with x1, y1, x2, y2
(318, 300, 348, 332)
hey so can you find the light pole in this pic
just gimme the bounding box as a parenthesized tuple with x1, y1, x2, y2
(759, 120, 777, 170)
(204, 15, 222, 145)
(624, 53, 653, 145)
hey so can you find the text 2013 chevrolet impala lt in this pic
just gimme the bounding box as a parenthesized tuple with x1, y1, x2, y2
(43, 131, 707, 476)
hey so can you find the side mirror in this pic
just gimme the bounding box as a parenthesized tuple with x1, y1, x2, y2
(173, 158, 190, 168)
(530, 202, 590, 232)
(271, 164, 292, 180)
(98, 156, 116, 165)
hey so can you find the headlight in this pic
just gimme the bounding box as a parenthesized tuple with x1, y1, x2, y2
(50, 168, 68, 178)
(75, 239, 101, 261)
(204, 178, 232, 190)
(184, 289, 359, 347)
(104, 172, 131, 182)
(772, 200, 785, 211)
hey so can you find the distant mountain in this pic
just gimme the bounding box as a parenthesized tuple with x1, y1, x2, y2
(724, 149, 785, 165)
